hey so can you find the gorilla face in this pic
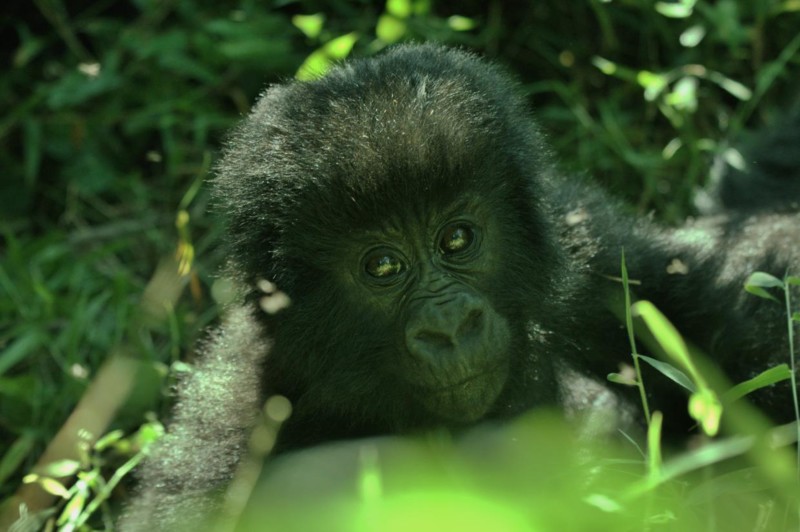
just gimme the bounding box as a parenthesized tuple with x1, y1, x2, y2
(347, 203, 514, 421)
(259, 158, 559, 441)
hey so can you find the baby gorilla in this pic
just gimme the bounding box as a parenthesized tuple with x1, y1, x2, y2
(120, 44, 799, 530)
(214, 44, 578, 449)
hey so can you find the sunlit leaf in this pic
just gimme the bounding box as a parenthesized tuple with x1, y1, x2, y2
(584, 494, 623, 513)
(679, 25, 706, 47)
(632, 301, 691, 369)
(689, 389, 722, 436)
(376, 15, 407, 43)
(722, 147, 746, 171)
(637, 70, 668, 101)
(24, 475, 70, 498)
(655, 1, 695, 18)
(292, 14, 325, 39)
(387, 0, 412, 18)
(37, 459, 81, 477)
(447, 15, 476, 31)
(592, 56, 617, 75)
(707, 72, 753, 101)
(296, 33, 359, 80)
(666, 76, 698, 112)
(57, 488, 87, 526)
(323, 33, 359, 60)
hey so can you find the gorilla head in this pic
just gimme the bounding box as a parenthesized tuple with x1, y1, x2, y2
(214, 44, 573, 448)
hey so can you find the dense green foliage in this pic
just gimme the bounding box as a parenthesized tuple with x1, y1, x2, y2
(1, 0, 798, 529)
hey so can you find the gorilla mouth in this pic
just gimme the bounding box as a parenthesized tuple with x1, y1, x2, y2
(433, 365, 501, 392)
(418, 362, 509, 422)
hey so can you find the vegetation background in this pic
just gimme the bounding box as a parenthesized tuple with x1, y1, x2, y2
(1, 0, 799, 529)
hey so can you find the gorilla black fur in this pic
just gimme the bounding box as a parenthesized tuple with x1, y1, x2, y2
(703, 111, 800, 214)
(120, 44, 799, 530)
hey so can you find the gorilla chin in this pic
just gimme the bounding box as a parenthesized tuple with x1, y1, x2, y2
(415, 360, 510, 422)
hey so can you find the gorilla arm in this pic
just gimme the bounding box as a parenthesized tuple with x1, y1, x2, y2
(118, 307, 266, 532)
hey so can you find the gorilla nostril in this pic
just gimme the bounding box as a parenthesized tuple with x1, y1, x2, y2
(459, 309, 484, 337)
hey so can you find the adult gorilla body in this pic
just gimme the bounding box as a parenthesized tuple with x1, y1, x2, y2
(120, 45, 799, 529)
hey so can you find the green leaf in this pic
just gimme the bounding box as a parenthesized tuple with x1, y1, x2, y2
(0, 330, 45, 377)
(292, 14, 325, 39)
(412, 0, 431, 15)
(296, 33, 359, 81)
(22, 118, 42, 186)
(584, 494, 623, 513)
(744, 285, 780, 303)
(707, 71, 753, 101)
(24, 475, 70, 498)
(57, 488, 87, 526)
(295, 53, 328, 80)
(37, 459, 81, 477)
(13, 27, 46, 67)
(592, 56, 617, 76)
(638, 355, 696, 392)
(636, 70, 668, 101)
(447, 15, 476, 31)
(689, 389, 722, 436)
(135, 420, 166, 448)
(323, 32, 359, 60)
(94, 429, 125, 451)
(655, 0, 696, 18)
(744, 272, 783, 303)
(0, 433, 35, 485)
(607, 372, 638, 386)
(632, 301, 692, 371)
(665, 76, 698, 112)
(745, 271, 784, 289)
(679, 25, 706, 47)
(46, 58, 123, 109)
(386, 0, 412, 18)
(647, 411, 664, 478)
(722, 147, 746, 171)
(723, 364, 792, 403)
(376, 15, 407, 44)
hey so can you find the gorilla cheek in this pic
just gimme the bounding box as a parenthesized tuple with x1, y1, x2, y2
(403, 293, 512, 421)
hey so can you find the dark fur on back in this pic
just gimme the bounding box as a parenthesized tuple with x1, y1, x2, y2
(703, 110, 800, 213)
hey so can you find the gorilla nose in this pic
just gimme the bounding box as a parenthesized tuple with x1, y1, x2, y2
(405, 298, 486, 363)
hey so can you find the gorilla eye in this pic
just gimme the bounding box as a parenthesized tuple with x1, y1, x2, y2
(364, 252, 405, 279)
(438, 223, 475, 255)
